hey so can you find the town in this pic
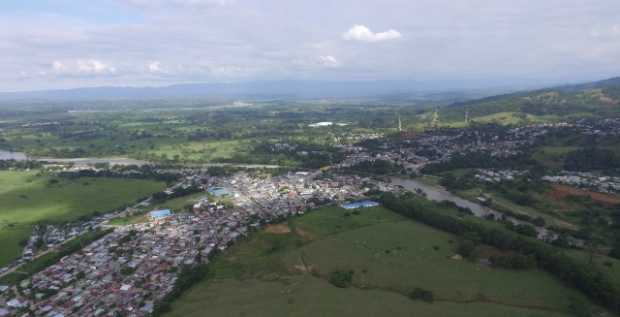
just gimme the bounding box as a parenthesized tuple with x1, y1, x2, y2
(1, 117, 620, 317)
(0, 169, 373, 316)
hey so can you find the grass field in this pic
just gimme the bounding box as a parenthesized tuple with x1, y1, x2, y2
(163, 206, 594, 317)
(456, 187, 578, 230)
(144, 139, 252, 162)
(0, 170, 166, 266)
(532, 146, 580, 169)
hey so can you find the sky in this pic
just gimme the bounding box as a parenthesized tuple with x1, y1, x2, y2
(1, 0, 620, 92)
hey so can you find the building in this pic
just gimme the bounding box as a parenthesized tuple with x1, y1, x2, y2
(208, 187, 231, 197)
(341, 200, 379, 209)
(149, 209, 173, 221)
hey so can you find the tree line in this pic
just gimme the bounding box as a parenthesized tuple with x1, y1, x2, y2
(379, 192, 620, 313)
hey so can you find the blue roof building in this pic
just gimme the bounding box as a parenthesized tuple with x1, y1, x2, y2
(341, 200, 379, 210)
(208, 187, 232, 197)
(149, 209, 173, 220)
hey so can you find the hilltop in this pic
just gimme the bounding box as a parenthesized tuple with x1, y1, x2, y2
(438, 77, 620, 126)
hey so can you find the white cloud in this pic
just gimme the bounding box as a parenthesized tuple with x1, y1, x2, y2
(52, 61, 66, 72)
(342, 25, 402, 42)
(3, 1, 620, 91)
(148, 61, 163, 73)
(318, 55, 341, 68)
(51, 59, 116, 75)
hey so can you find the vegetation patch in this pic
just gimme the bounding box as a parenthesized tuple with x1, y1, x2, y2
(0, 170, 165, 266)
(328, 269, 354, 288)
(409, 288, 434, 303)
(162, 205, 598, 317)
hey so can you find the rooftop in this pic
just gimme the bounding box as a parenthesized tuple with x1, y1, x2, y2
(149, 209, 173, 219)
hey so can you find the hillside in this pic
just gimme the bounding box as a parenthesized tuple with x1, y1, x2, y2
(439, 77, 620, 125)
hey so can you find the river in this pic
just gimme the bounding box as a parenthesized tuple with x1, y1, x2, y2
(0, 150, 28, 161)
(0, 151, 281, 169)
(36, 157, 150, 166)
(390, 177, 556, 240)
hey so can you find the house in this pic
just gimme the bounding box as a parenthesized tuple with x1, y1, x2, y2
(341, 200, 379, 209)
(149, 209, 173, 221)
(208, 187, 231, 197)
(7, 298, 25, 308)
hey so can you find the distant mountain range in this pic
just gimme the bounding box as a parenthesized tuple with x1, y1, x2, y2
(0, 79, 557, 102)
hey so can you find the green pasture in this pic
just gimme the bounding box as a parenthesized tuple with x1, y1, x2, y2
(163, 206, 594, 317)
(0, 170, 165, 266)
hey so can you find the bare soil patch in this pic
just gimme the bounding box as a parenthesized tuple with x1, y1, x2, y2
(294, 227, 315, 241)
(264, 223, 291, 234)
(547, 184, 620, 207)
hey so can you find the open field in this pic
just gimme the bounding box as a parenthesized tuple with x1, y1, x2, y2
(0, 103, 397, 165)
(532, 146, 580, 169)
(456, 187, 578, 230)
(0, 170, 165, 266)
(143, 139, 252, 163)
(163, 206, 593, 317)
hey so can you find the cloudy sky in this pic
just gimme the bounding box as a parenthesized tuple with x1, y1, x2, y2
(1, 0, 619, 91)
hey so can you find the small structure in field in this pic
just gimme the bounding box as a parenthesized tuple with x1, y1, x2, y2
(208, 187, 231, 197)
(149, 209, 173, 221)
(341, 200, 379, 210)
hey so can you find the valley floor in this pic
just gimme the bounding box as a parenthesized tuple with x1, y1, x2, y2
(164, 206, 589, 317)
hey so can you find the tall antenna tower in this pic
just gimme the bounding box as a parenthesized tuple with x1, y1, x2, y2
(465, 108, 470, 125)
(398, 115, 402, 132)
(430, 108, 440, 129)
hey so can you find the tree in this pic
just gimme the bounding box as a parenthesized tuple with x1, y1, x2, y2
(409, 288, 434, 303)
(456, 240, 477, 258)
(328, 270, 354, 288)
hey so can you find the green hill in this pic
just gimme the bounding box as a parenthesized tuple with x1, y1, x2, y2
(439, 77, 620, 125)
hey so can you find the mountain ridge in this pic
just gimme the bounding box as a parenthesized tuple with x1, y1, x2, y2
(0, 79, 558, 102)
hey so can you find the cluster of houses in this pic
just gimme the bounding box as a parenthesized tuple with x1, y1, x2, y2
(0, 210, 137, 278)
(217, 172, 367, 222)
(0, 175, 202, 282)
(475, 169, 528, 183)
(0, 171, 371, 317)
(410, 125, 551, 163)
(542, 172, 620, 194)
(575, 118, 620, 137)
(341, 119, 620, 177)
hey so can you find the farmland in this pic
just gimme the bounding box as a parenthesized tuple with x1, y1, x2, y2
(0, 170, 165, 266)
(163, 206, 593, 317)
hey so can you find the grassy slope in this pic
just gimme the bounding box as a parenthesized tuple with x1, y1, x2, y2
(433, 78, 620, 127)
(0, 170, 166, 266)
(164, 206, 590, 317)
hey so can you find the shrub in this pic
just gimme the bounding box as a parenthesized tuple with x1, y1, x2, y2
(456, 240, 477, 258)
(328, 270, 354, 288)
(490, 254, 537, 270)
(409, 288, 434, 303)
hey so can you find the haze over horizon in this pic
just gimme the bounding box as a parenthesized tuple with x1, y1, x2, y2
(2, 0, 620, 92)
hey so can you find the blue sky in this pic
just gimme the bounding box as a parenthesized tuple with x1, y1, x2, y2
(0, 0, 139, 23)
(1, 0, 620, 91)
